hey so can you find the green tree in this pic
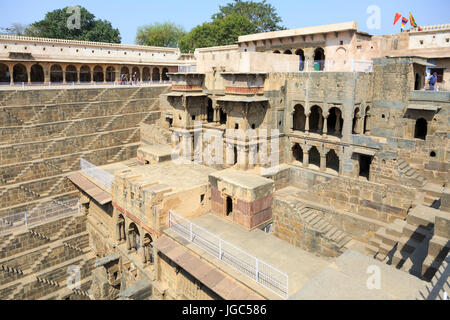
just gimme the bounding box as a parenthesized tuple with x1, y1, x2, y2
(24, 6, 121, 43)
(180, 13, 254, 53)
(212, 0, 284, 33)
(136, 22, 185, 48)
(0, 23, 29, 36)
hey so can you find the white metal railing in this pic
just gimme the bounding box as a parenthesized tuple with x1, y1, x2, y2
(168, 210, 289, 299)
(178, 65, 197, 73)
(0, 198, 80, 236)
(80, 158, 114, 190)
(271, 59, 374, 73)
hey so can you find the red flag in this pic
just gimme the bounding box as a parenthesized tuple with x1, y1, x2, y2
(393, 13, 402, 25)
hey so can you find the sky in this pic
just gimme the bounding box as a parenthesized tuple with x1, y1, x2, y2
(1, 0, 449, 44)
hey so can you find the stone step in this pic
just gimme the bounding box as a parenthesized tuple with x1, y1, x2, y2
(365, 244, 379, 256)
(406, 205, 437, 229)
(376, 229, 399, 247)
(386, 219, 406, 237)
(398, 236, 422, 254)
(402, 224, 430, 242)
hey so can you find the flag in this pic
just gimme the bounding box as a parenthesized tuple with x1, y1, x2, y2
(409, 12, 418, 27)
(394, 13, 402, 25)
(401, 17, 409, 31)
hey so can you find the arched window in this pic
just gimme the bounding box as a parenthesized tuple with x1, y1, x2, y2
(30, 64, 44, 83)
(293, 104, 306, 131)
(352, 107, 360, 134)
(292, 144, 303, 163)
(162, 68, 169, 81)
(295, 49, 305, 71)
(13, 64, 27, 83)
(0, 63, 10, 83)
(273, 50, 280, 54)
(80, 65, 91, 82)
(284, 49, 292, 54)
(128, 223, 140, 251)
(414, 118, 428, 140)
(106, 67, 115, 82)
(309, 105, 324, 134)
(364, 106, 371, 135)
(93, 66, 104, 82)
(309, 146, 321, 168)
(314, 48, 325, 71)
(143, 233, 154, 264)
(50, 65, 63, 83)
(121, 67, 130, 78)
(117, 214, 126, 242)
(327, 107, 343, 136)
(132, 67, 140, 81)
(326, 150, 339, 173)
(142, 67, 151, 81)
(66, 65, 77, 83)
(207, 98, 214, 123)
(152, 67, 160, 82)
(226, 197, 233, 216)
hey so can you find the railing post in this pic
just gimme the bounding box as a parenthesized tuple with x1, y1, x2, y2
(24, 212, 28, 230)
(255, 259, 259, 282)
(219, 240, 222, 260)
(190, 222, 193, 242)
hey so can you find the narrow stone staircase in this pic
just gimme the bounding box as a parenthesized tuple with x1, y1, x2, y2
(397, 159, 426, 187)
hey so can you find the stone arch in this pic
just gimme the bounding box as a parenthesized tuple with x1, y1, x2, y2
(314, 47, 325, 71)
(309, 105, 324, 134)
(226, 196, 233, 216)
(293, 104, 306, 131)
(309, 146, 321, 168)
(121, 66, 130, 79)
(127, 222, 140, 251)
(79, 65, 91, 82)
(284, 49, 292, 54)
(0, 63, 10, 83)
(364, 106, 371, 134)
(13, 64, 28, 83)
(152, 67, 160, 81)
(352, 107, 360, 134)
(132, 67, 140, 81)
(295, 49, 305, 71)
(142, 67, 151, 81)
(30, 64, 44, 83)
(93, 66, 104, 82)
(273, 50, 281, 54)
(65, 65, 77, 83)
(106, 66, 115, 82)
(326, 149, 339, 173)
(292, 143, 303, 163)
(162, 67, 169, 81)
(116, 214, 126, 242)
(207, 98, 214, 123)
(143, 233, 154, 264)
(50, 64, 63, 83)
(414, 118, 427, 140)
(327, 107, 343, 136)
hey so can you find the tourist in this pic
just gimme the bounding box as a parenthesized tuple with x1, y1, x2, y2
(428, 72, 438, 91)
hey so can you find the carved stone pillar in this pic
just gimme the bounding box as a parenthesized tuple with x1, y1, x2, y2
(323, 116, 328, 136)
(116, 224, 121, 242)
(305, 115, 310, 133)
(320, 154, 326, 172)
(335, 109, 341, 133)
(303, 149, 310, 168)
(126, 233, 132, 251)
